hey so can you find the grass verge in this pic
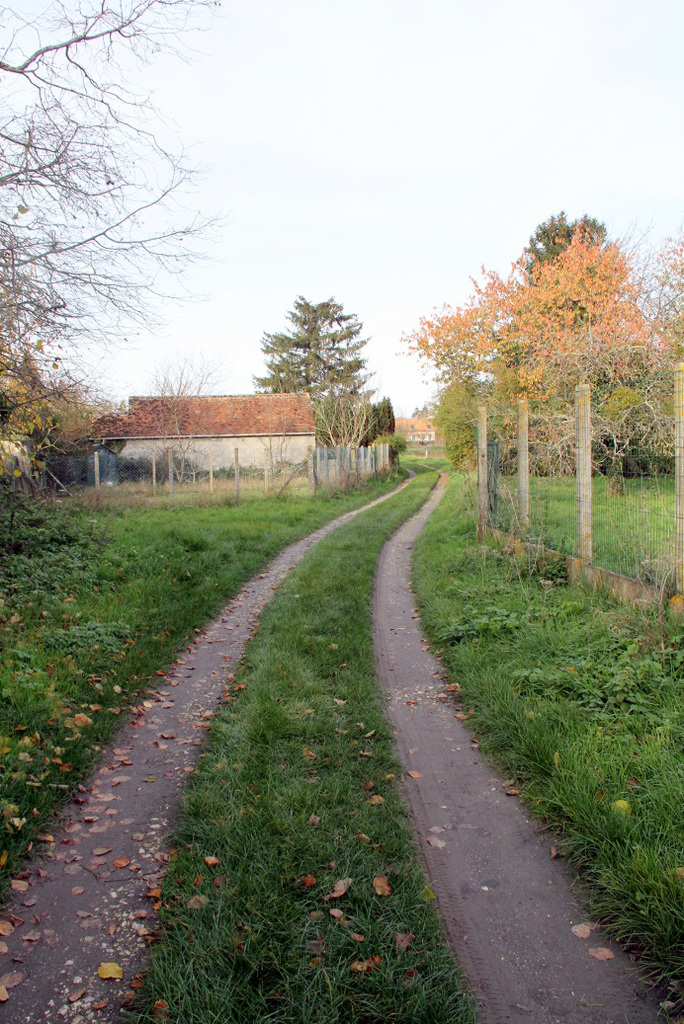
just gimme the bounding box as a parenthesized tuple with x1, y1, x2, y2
(412, 474, 683, 1009)
(0, 474, 403, 891)
(130, 467, 477, 1024)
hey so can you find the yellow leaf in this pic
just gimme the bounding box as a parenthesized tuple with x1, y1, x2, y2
(372, 875, 391, 896)
(97, 963, 123, 980)
(13, 470, 21, 479)
(0, 852, 7, 867)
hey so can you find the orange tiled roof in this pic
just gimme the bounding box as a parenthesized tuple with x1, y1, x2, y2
(395, 417, 436, 433)
(93, 393, 315, 439)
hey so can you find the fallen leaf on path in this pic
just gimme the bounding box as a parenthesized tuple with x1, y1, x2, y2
(407, 770, 422, 780)
(505, 788, 521, 796)
(0, 923, 14, 937)
(373, 875, 391, 896)
(10, 880, 28, 892)
(0, 972, 23, 989)
(427, 836, 446, 849)
(0, 943, 7, 955)
(571, 923, 595, 939)
(0, 986, 7, 1003)
(395, 933, 414, 950)
(324, 878, 352, 900)
(68, 987, 86, 1003)
(445, 683, 460, 691)
(588, 947, 614, 961)
(550, 846, 559, 859)
(113, 857, 130, 869)
(92, 1000, 109, 1010)
(93, 847, 112, 857)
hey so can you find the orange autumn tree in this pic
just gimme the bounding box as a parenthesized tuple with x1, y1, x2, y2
(408, 233, 656, 406)
(406, 227, 672, 470)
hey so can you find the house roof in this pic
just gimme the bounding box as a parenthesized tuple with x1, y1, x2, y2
(395, 417, 437, 433)
(92, 393, 315, 440)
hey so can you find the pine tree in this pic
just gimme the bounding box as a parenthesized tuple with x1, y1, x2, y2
(254, 296, 369, 398)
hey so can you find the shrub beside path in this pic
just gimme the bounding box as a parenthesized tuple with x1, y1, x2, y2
(373, 480, 662, 1024)
(0, 482, 410, 1022)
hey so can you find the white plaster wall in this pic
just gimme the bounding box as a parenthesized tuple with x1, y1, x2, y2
(119, 435, 313, 470)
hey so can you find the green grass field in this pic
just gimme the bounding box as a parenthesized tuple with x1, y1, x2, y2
(494, 473, 675, 583)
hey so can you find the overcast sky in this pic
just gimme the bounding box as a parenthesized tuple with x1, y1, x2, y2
(95, 0, 684, 416)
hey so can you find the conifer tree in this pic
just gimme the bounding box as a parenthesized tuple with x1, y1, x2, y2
(254, 296, 369, 398)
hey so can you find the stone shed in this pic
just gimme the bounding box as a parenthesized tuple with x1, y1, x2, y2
(92, 393, 315, 471)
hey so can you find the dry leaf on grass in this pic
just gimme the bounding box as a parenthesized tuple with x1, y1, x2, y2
(309, 815, 320, 827)
(204, 856, 219, 867)
(300, 875, 316, 888)
(324, 877, 352, 900)
(373, 875, 391, 896)
(395, 933, 414, 950)
(588, 947, 614, 961)
(368, 795, 384, 806)
(350, 956, 381, 973)
(187, 895, 209, 909)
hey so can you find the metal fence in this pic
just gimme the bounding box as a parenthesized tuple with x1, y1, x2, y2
(477, 373, 683, 595)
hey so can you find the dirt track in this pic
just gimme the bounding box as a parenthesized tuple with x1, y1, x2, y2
(373, 479, 662, 1024)
(0, 475, 665, 1022)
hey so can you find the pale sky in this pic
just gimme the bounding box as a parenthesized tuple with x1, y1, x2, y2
(95, 0, 684, 416)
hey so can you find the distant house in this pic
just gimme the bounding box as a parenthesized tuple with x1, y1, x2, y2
(91, 393, 315, 470)
(395, 417, 442, 445)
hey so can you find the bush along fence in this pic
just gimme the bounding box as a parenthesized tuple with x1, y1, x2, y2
(1, 441, 394, 503)
(476, 367, 684, 600)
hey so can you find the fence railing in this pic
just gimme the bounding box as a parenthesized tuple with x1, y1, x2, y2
(477, 368, 684, 595)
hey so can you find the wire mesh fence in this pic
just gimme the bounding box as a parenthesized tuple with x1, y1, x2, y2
(33, 443, 392, 508)
(478, 380, 680, 594)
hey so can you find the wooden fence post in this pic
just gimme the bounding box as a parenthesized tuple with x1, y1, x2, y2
(477, 406, 488, 539)
(168, 450, 174, 503)
(676, 364, 684, 593)
(517, 398, 529, 530)
(575, 384, 592, 564)
(234, 447, 240, 503)
(93, 451, 100, 489)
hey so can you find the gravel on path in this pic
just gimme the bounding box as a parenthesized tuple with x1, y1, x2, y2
(373, 479, 662, 1024)
(0, 480, 410, 1023)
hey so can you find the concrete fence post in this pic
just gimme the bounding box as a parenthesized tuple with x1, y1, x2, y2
(234, 447, 240, 503)
(575, 384, 592, 564)
(477, 405, 488, 539)
(209, 452, 214, 493)
(152, 457, 156, 492)
(676, 364, 684, 593)
(517, 398, 529, 531)
(93, 451, 100, 489)
(308, 449, 315, 496)
(168, 449, 174, 503)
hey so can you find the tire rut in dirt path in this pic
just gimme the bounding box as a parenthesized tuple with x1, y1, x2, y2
(373, 481, 662, 1024)
(0, 479, 412, 1023)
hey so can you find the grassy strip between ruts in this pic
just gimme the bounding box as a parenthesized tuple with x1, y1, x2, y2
(0, 474, 404, 893)
(411, 474, 684, 1010)
(130, 467, 477, 1024)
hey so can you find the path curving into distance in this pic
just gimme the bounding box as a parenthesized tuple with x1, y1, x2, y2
(373, 480, 662, 1024)
(0, 479, 412, 1023)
